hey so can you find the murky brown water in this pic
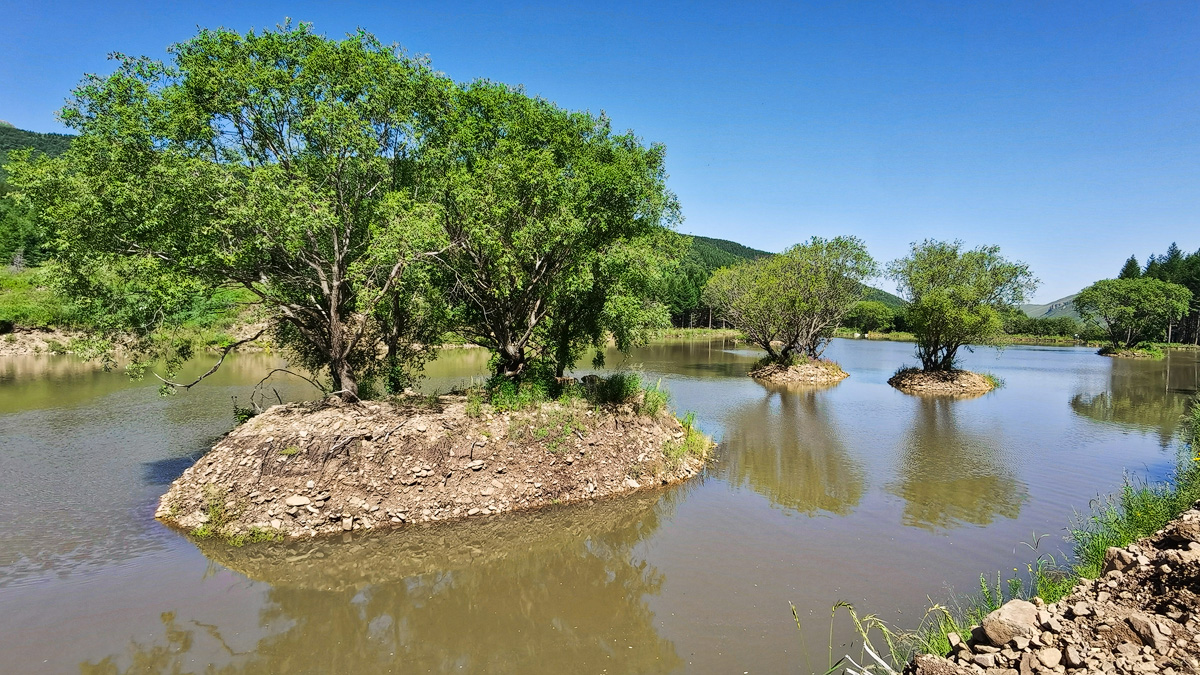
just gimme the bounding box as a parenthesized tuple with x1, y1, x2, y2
(1, 340, 1196, 674)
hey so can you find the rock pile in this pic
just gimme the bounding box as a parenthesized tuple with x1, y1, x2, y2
(906, 504, 1200, 674)
(156, 394, 708, 540)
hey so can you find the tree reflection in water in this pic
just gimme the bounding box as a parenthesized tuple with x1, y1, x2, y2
(1069, 352, 1198, 448)
(720, 381, 865, 515)
(888, 396, 1027, 531)
(81, 489, 690, 675)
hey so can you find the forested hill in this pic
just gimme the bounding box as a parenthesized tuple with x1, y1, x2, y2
(689, 235, 772, 268)
(664, 234, 905, 325)
(0, 124, 73, 159)
(0, 124, 74, 183)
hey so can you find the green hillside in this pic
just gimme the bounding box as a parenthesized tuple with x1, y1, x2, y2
(664, 234, 905, 325)
(0, 125, 73, 159)
(0, 125, 74, 184)
(1021, 293, 1080, 320)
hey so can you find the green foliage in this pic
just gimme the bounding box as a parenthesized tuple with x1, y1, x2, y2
(845, 300, 895, 333)
(705, 236, 877, 363)
(9, 22, 451, 399)
(590, 371, 644, 405)
(979, 372, 1004, 390)
(465, 388, 484, 418)
(486, 374, 553, 412)
(1001, 308, 1079, 337)
(0, 267, 83, 327)
(1131, 243, 1200, 344)
(659, 236, 770, 322)
(429, 79, 682, 380)
(232, 398, 257, 425)
(278, 446, 301, 456)
(1074, 277, 1192, 349)
(639, 379, 670, 417)
(887, 240, 1038, 372)
(1070, 464, 1200, 580)
(1118, 255, 1141, 280)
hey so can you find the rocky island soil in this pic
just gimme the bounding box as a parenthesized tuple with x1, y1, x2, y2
(156, 394, 709, 540)
(888, 368, 995, 396)
(749, 359, 849, 385)
(905, 502, 1200, 674)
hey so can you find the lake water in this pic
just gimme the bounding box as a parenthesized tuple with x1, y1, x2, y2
(1, 339, 1196, 674)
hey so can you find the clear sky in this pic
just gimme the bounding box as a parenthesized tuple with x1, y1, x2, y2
(3, 1, 1198, 302)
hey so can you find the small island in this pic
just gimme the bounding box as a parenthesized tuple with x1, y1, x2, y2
(749, 358, 849, 385)
(883, 240, 1033, 397)
(887, 367, 995, 396)
(157, 377, 711, 541)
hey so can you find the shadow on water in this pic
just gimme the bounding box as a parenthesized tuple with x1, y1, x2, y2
(81, 487, 693, 675)
(887, 397, 1027, 531)
(141, 454, 203, 486)
(718, 380, 865, 516)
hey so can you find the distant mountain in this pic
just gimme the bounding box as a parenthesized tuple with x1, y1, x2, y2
(863, 285, 906, 308)
(0, 125, 74, 183)
(1021, 293, 1080, 320)
(0, 125, 73, 158)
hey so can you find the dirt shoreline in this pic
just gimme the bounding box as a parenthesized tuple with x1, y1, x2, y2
(888, 368, 995, 396)
(906, 503, 1200, 674)
(156, 395, 710, 540)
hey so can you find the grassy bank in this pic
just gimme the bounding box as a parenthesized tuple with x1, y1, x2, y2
(898, 400, 1200, 661)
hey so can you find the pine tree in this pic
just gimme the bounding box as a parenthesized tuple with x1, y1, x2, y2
(1118, 255, 1141, 279)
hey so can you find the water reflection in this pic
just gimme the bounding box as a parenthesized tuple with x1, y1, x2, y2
(1070, 351, 1199, 446)
(720, 381, 865, 515)
(888, 398, 1027, 531)
(83, 490, 687, 674)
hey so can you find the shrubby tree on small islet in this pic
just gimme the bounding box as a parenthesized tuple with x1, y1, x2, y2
(1073, 277, 1192, 350)
(886, 240, 1037, 372)
(703, 236, 877, 364)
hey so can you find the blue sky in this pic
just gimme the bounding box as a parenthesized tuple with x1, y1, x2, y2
(3, 1, 1198, 301)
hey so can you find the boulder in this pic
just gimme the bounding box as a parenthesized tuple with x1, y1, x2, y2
(982, 600, 1040, 647)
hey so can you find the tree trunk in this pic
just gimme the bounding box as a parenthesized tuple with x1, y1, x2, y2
(331, 356, 359, 401)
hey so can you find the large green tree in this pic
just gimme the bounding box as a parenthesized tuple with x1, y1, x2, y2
(887, 240, 1037, 371)
(427, 81, 682, 379)
(7, 23, 451, 399)
(1073, 277, 1192, 349)
(703, 236, 877, 362)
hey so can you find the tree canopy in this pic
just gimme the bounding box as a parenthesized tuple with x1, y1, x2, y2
(9, 24, 457, 399)
(424, 80, 682, 380)
(704, 236, 877, 362)
(1073, 277, 1192, 349)
(7, 22, 684, 396)
(887, 240, 1037, 371)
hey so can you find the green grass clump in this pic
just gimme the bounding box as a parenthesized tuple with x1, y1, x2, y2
(662, 411, 712, 468)
(487, 375, 552, 411)
(980, 372, 1005, 390)
(225, 526, 284, 547)
(278, 446, 301, 456)
(465, 388, 483, 418)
